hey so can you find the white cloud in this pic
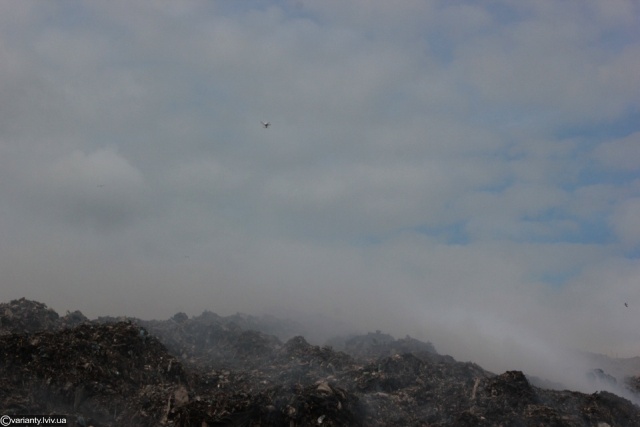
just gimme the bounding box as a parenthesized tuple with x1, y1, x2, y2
(593, 132, 640, 171)
(609, 197, 640, 247)
(0, 1, 639, 377)
(450, 2, 640, 123)
(33, 148, 147, 230)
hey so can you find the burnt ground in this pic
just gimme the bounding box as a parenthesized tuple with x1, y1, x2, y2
(1, 298, 639, 426)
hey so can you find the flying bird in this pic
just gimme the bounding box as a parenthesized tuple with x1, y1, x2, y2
(625, 303, 628, 307)
(261, 121, 270, 128)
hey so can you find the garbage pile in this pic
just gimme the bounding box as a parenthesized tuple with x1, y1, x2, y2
(136, 317, 283, 370)
(627, 376, 640, 393)
(1, 298, 640, 426)
(0, 298, 89, 335)
(326, 330, 437, 361)
(0, 320, 187, 427)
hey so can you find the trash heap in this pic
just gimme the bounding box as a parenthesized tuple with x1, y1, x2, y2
(1, 298, 88, 335)
(1, 298, 640, 426)
(326, 330, 437, 361)
(135, 316, 283, 370)
(627, 375, 640, 393)
(0, 321, 187, 427)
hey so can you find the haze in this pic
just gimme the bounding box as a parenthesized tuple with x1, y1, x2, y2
(1, 1, 639, 381)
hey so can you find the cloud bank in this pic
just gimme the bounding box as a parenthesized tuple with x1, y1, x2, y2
(1, 1, 639, 380)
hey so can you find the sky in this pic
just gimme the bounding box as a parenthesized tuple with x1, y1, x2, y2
(1, 1, 640, 378)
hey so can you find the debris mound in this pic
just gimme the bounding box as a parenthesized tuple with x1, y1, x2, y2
(0, 298, 89, 335)
(1, 298, 61, 334)
(136, 314, 283, 370)
(327, 330, 437, 361)
(0, 320, 187, 427)
(2, 298, 640, 427)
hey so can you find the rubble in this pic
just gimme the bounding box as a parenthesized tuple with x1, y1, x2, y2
(0, 321, 187, 426)
(1, 298, 61, 335)
(626, 375, 640, 394)
(2, 298, 640, 426)
(327, 330, 437, 361)
(1, 298, 89, 335)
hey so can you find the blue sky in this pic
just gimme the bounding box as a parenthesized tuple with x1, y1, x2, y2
(1, 1, 639, 376)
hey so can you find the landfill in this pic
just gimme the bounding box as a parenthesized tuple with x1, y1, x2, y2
(2, 297, 640, 426)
